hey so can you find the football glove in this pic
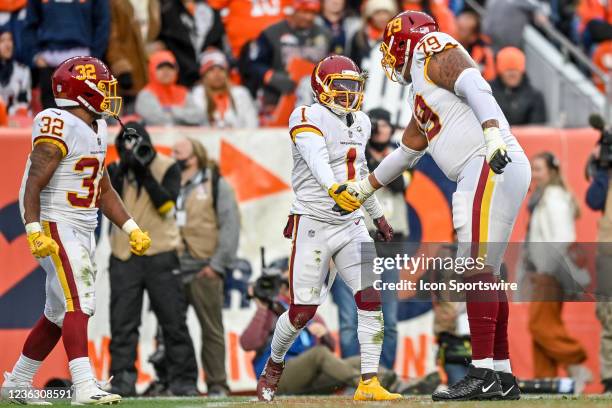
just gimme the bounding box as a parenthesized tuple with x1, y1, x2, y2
(129, 229, 151, 256)
(374, 216, 394, 242)
(484, 127, 512, 174)
(26, 222, 59, 258)
(329, 183, 361, 214)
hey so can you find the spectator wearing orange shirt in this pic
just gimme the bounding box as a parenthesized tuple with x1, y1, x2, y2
(349, 0, 397, 68)
(456, 10, 495, 81)
(135, 50, 203, 126)
(592, 40, 612, 92)
(578, 0, 612, 48)
(191, 49, 258, 128)
(210, 0, 292, 58)
(400, 0, 457, 38)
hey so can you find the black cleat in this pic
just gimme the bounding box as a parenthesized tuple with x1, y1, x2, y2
(432, 365, 501, 401)
(498, 371, 521, 400)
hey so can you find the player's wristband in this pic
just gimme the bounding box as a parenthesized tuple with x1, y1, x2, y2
(121, 219, 140, 235)
(25, 222, 42, 235)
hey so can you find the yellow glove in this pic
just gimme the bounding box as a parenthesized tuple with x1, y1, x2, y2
(122, 219, 152, 256)
(26, 222, 59, 258)
(129, 229, 151, 256)
(328, 183, 361, 213)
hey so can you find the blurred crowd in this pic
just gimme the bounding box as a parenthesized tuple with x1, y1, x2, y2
(3, 0, 612, 128)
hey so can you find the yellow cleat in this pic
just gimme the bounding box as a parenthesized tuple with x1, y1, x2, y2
(353, 376, 402, 401)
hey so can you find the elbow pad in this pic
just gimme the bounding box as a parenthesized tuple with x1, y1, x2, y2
(454, 67, 499, 124)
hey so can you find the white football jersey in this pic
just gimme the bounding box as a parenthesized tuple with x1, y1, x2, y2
(19, 109, 108, 232)
(408, 32, 523, 181)
(289, 103, 371, 223)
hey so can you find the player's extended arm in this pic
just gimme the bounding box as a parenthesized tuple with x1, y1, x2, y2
(345, 117, 426, 203)
(98, 170, 152, 256)
(23, 143, 63, 258)
(427, 47, 511, 174)
(294, 132, 361, 212)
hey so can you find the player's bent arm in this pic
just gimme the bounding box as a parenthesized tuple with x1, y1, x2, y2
(294, 132, 336, 191)
(98, 170, 152, 256)
(427, 47, 511, 173)
(23, 143, 63, 224)
(353, 117, 425, 200)
(427, 48, 499, 130)
(294, 131, 361, 212)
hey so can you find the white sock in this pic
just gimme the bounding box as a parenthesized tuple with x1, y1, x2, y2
(494, 359, 512, 373)
(270, 312, 300, 363)
(472, 358, 494, 370)
(68, 357, 94, 386)
(357, 309, 384, 375)
(372, 143, 424, 185)
(11, 354, 41, 383)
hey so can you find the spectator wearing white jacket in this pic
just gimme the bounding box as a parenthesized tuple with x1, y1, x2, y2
(191, 49, 258, 128)
(525, 152, 592, 393)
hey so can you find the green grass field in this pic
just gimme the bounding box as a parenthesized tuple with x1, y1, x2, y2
(1, 395, 612, 407)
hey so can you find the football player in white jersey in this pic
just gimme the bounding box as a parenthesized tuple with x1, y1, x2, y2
(340, 11, 531, 401)
(256, 55, 401, 402)
(1, 57, 151, 405)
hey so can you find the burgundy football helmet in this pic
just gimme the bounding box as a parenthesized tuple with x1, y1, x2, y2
(52, 56, 122, 117)
(380, 11, 438, 83)
(311, 55, 365, 114)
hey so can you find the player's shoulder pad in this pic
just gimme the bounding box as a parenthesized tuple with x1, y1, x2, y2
(32, 108, 74, 157)
(413, 31, 460, 62)
(289, 104, 325, 142)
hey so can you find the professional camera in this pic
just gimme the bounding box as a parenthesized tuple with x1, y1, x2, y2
(119, 127, 156, 166)
(248, 249, 289, 314)
(588, 114, 612, 169)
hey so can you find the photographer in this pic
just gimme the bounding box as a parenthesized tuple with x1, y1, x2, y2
(585, 119, 612, 393)
(107, 122, 198, 396)
(172, 137, 241, 397)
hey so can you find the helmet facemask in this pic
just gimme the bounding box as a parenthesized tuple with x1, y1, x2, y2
(317, 72, 365, 115)
(96, 77, 122, 118)
(380, 37, 411, 85)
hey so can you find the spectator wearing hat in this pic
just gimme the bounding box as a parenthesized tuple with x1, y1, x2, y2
(0, 28, 30, 117)
(349, 0, 397, 68)
(244, 0, 332, 110)
(157, 0, 225, 87)
(191, 49, 258, 128)
(135, 50, 203, 126)
(490, 47, 547, 126)
(456, 10, 496, 81)
(317, 0, 361, 56)
(400, 0, 456, 38)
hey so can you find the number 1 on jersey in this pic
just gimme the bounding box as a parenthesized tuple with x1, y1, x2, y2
(346, 147, 357, 180)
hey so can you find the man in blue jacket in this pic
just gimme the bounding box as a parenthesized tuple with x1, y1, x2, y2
(22, 0, 110, 108)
